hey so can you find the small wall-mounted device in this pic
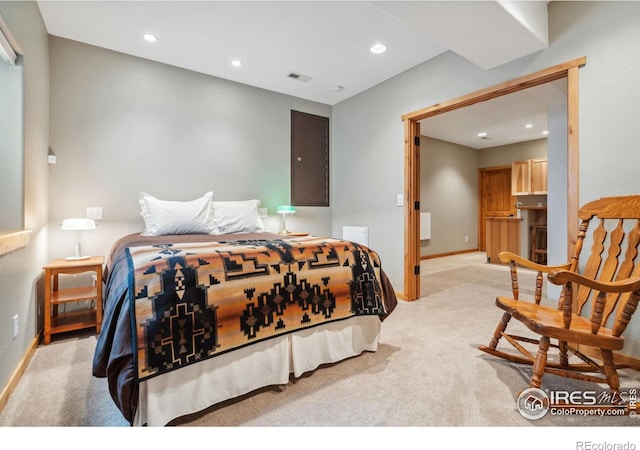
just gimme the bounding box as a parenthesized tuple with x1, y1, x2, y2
(86, 207, 103, 220)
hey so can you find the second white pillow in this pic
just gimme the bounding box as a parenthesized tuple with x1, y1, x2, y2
(212, 199, 269, 234)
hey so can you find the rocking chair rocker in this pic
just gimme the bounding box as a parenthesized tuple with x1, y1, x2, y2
(479, 195, 640, 397)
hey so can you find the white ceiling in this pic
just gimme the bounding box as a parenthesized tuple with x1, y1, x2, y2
(419, 78, 567, 149)
(36, 0, 555, 148)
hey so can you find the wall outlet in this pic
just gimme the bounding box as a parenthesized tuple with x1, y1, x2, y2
(465, 235, 469, 242)
(397, 194, 404, 207)
(13, 314, 18, 339)
(86, 206, 103, 220)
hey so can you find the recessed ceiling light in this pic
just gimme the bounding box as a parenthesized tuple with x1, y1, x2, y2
(231, 60, 243, 67)
(542, 130, 549, 135)
(143, 33, 157, 43)
(477, 132, 488, 137)
(370, 43, 387, 54)
(525, 123, 533, 128)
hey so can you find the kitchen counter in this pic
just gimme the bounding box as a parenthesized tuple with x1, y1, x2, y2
(486, 216, 523, 220)
(485, 217, 521, 263)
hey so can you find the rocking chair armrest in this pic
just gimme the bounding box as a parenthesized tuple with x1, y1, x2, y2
(497, 251, 572, 273)
(548, 270, 640, 293)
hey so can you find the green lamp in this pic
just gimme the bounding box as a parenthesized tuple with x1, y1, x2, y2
(276, 205, 296, 234)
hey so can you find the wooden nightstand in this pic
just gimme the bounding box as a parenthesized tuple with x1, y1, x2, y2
(43, 256, 104, 344)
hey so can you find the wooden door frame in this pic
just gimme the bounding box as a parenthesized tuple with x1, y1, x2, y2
(400, 57, 586, 301)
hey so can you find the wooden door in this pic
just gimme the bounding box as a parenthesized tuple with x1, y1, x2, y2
(291, 111, 330, 206)
(479, 166, 517, 251)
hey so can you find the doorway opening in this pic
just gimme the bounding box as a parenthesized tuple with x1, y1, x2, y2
(401, 57, 586, 301)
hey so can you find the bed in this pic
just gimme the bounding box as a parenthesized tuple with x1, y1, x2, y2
(92, 195, 397, 426)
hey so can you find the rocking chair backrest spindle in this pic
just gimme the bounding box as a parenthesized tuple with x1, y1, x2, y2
(571, 196, 640, 335)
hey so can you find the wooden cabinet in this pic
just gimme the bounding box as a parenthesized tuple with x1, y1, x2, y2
(43, 256, 103, 344)
(511, 160, 530, 196)
(511, 158, 547, 195)
(530, 159, 548, 194)
(486, 217, 521, 263)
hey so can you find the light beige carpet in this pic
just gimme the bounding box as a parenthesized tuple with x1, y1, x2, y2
(1, 252, 638, 441)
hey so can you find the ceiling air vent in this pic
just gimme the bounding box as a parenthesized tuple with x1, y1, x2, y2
(287, 72, 312, 83)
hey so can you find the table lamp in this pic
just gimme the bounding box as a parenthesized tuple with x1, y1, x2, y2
(61, 218, 96, 260)
(276, 205, 296, 234)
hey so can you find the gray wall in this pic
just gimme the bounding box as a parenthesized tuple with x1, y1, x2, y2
(332, 2, 640, 354)
(419, 137, 479, 257)
(47, 37, 333, 260)
(478, 138, 547, 171)
(0, 1, 50, 392)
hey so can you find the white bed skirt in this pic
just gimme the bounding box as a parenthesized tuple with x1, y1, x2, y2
(134, 315, 382, 426)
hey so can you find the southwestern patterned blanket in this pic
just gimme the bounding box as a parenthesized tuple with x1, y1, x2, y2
(129, 236, 388, 381)
(93, 232, 397, 424)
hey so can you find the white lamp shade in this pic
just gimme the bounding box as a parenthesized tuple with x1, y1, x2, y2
(61, 218, 96, 260)
(61, 218, 96, 231)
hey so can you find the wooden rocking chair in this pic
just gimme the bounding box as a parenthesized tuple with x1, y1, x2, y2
(479, 195, 640, 397)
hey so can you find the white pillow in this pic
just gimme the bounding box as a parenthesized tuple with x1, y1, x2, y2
(139, 191, 215, 236)
(211, 199, 269, 234)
